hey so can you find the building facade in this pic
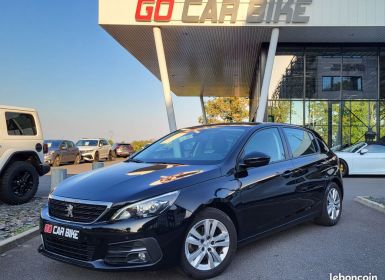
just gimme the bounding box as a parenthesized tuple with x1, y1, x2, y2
(269, 45, 385, 148)
(99, 0, 385, 139)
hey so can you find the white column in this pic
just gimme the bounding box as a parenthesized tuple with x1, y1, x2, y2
(250, 48, 267, 122)
(255, 28, 279, 122)
(153, 27, 177, 132)
(200, 95, 208, 124)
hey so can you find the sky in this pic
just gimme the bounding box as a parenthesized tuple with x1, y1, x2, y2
(0, 0, 203, 142)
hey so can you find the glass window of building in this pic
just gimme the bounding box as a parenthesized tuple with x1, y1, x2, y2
(341, 48, 378, 100)
(268, 45, 383, 149)
(306, 47, 342, 100)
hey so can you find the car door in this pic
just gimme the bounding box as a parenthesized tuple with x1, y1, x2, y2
(102, 140, 110, 158)
(237, 127, 300, 239)
(355, 145, 385, 174)
(97, 140, 105, 158)
(58, 141, 70, 162)
(66, 141, 77, 162)
(282, 128, 329, 214)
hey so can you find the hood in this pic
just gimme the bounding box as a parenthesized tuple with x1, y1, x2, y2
(77, 146, 98, 151)
(52, 162, 222, 203)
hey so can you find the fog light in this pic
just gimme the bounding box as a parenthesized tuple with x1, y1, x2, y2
(138, 252, 147, 261)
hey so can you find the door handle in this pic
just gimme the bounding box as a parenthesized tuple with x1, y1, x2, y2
(282, 170, 294, 178)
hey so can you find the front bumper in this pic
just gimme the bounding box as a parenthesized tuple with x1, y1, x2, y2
(80, 152, 94, 161)
(38, 164, 51, 176)
(38, 205, 190, 270)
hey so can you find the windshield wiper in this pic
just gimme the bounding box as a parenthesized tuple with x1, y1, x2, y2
(147, 161, 181, 165)
(126, 158, 144, 163)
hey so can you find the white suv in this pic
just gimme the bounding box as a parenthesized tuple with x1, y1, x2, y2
(76, 138, 113, 162)
(0, 105, 50, 204)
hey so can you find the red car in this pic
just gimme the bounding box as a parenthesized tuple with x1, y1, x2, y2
(112, 143, 134, 158)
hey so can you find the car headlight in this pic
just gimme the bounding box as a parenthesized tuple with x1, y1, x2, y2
(111, 191, 180, 221)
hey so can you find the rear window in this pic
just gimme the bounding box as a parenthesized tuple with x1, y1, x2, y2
(6, 112, 37, 136)
(283, 128, 317, 158)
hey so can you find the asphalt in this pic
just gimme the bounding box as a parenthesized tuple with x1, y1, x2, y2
(1, 177, 384, 280)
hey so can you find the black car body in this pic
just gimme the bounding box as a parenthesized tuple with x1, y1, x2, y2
(39, 124, 343, 278)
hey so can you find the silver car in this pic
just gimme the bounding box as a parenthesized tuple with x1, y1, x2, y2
(76, 138, 113, 162)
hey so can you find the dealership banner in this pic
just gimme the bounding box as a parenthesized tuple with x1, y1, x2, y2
(100, 0, 385, 27)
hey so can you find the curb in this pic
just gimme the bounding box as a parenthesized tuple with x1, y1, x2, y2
(0, 226, 39, 254)
(354, 196, 385, 214)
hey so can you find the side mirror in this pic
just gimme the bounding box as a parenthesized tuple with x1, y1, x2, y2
(99, 143, 103, 147)
(360, 149, 368, 155)
(241, 152, 271, 168)
(60, 145, 67, 150)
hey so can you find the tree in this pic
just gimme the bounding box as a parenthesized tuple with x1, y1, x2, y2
(131, 140, 153, 152)
(198, 97, 249, 124)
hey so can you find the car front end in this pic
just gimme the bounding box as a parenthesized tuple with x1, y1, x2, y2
(78, 147, 97, 161)
(38, 191, 191, 270)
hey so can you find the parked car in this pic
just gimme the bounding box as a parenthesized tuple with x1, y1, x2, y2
(0, 105, 50, 204)
(112, 143, 134, 158)
(76, 138, 113, 162)
(44, 140, 81, 167)
(335, 142, 385, 176)
(39, 124, 343, 279)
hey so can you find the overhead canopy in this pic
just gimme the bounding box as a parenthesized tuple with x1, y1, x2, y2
(99, 0, 385, 97)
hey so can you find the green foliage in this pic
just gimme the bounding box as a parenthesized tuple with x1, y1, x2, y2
(131, 140, 153, 152)
(198, 97, 249, 124)
(108, 139, 114, 146)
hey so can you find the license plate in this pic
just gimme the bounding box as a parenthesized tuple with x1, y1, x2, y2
(43, 223, 80, 240)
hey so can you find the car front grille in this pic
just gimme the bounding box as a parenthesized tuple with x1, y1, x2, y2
(43, 235, 96, 261)
(48, 198, 108, 223)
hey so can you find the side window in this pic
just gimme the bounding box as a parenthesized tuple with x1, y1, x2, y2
(283, 128, 317, 158)
(59, 141, 67, 149)
(366, 145, 385, 153)
(5, 112, 37, 136)
(243, 128, 285, 163)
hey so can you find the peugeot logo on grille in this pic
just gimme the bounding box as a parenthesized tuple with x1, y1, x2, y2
(65, 204, 74, 218)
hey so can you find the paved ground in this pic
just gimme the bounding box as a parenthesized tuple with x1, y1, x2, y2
(1, 177, 384, 280)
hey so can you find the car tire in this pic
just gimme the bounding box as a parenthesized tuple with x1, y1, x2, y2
(52, 156, 61, 167)
(180, 208, 237, 279)
(73, 154, 81, 165)
(0, 161, 39, 205)
(315, 182, 342, 226)
(94, 152, 99, 162)
(339, 160, 349, 177)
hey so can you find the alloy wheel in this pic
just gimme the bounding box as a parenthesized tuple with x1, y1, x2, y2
(184, 219, 230, 271)
(11, 171, 34, 197)
(327, 188, 341, 220)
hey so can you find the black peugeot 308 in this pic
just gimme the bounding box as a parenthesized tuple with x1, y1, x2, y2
(39, 123, 343, 279)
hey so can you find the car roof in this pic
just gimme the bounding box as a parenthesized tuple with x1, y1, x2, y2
(0, 104, 36, 112)
(182, 122, 309, 131)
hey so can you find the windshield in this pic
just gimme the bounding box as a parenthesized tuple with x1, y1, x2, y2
(133, 126, 248, 165)
(341, 142, 366, 153)
(44, 140, 62, 149)
(76, 140, 98, 147)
